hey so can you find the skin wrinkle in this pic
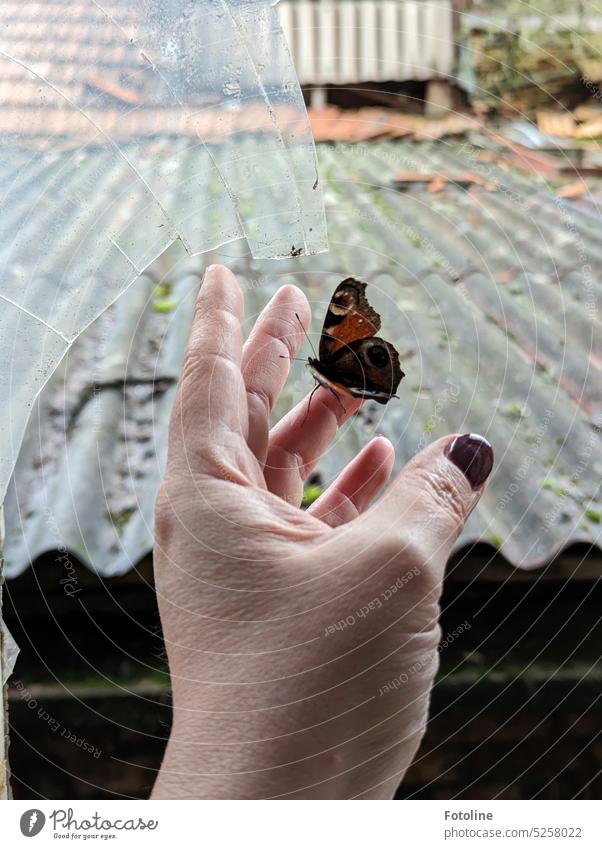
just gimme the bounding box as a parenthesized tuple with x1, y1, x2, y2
(164, 694, 379, 748)
(423, 469, 470, 527)
(245, 385, 272, 416)
(245, 321, 299, 377)
(185, 329, 244, 383)
(160, 482, 323, 554)
(166, 622, 443, 715)
(152, 266, 493, 800)
(317, 491, 359, 527)
(162, 697, 430, 800)
(191, 336, 243, 372)
(267, 442, 305, 480)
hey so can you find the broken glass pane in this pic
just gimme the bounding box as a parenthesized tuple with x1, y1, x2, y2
(0, 0, 326, 502)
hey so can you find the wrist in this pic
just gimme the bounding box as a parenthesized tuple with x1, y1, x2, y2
(153, 688, 413, 800)
(153, 710, 341, 799)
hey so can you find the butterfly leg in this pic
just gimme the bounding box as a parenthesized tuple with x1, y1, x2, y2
(302, 382, 320, 426)
(321, 383, 346, 417)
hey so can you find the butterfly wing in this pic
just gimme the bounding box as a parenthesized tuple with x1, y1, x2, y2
(316, 337, 404, 403)
(319, 278, 381, 361)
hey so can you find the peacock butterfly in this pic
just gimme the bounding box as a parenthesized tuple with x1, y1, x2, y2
(307, 278, 404, 406)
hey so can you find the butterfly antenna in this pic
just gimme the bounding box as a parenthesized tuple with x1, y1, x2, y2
(295, 312, 318, 359)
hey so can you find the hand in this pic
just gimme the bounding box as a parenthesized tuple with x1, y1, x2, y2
(152, 265, 493, 799)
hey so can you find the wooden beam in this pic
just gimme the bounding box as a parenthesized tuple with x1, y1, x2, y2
(425, 80, 455, 116)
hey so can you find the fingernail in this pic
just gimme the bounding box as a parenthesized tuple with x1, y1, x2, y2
(446, 433, 494, 490)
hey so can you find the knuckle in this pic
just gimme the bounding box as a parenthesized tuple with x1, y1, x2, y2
(365, 535, 431, 599)
(197, 447, 236, 482)
(180, 347, 204, 386)
(360, 534, 443, 608)
(182, 343, 237, 384)
(378, 534, 430, 571)
(202, 305, 240, 338)
(246, 385, 272, 417)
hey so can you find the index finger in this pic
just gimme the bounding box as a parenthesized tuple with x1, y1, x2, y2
(169, 265, 252, 477)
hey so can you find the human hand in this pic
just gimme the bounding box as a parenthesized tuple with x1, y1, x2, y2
(152, 265, 493, 799)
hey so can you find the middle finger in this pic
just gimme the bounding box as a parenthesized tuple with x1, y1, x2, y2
(242, 284, 311, 465)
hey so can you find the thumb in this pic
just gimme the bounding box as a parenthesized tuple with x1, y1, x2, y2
(359, 433, 494, 566)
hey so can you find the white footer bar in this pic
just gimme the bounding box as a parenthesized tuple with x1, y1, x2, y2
(0, 799, 598, 848)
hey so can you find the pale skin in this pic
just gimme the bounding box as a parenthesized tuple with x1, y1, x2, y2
(152, 265, 493, 799)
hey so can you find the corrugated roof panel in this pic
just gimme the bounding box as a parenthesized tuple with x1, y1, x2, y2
(4, 138, 602, 577)
(276, 0, 454, 85)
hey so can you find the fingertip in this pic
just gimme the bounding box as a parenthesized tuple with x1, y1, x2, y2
(187, 265, 244, 374)
(198, 264, 243, 317)
(203, 263, 234, 286)
(205, 262, 231, 277)
(274, 283, 312, 327)
(367, 436, 395, 479)
(370, 434, 395, 456)
(277, 282, 306, 300)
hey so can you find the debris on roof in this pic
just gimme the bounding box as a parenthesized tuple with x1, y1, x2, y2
(537, 108, 602, 141)
(309, 107, 481, 143)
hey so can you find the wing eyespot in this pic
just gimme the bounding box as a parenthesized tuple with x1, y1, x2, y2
(367, 344, 389, 367)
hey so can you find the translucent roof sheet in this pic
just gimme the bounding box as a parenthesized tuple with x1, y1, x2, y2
(0, 0, 326, 502)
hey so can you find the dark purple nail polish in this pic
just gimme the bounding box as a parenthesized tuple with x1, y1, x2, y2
(446, 433, 494, 490)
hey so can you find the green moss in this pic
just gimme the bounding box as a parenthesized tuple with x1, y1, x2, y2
(153, 299, 177, 313)
(505, 402, 525, 420)
(585, 508, 601, 524)
(153, 284, 171, 299)
(489, 532, 504, 550)
(302, 485, 323, 508)
(39, 666, 171, 693)
(541, 477, 568, 498)
(106, 507, 136, 531)
(152, 282, 176, 313)
(239, 201, 255, 218)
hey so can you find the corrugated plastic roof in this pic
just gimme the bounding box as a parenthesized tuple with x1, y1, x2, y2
(4, 135, 602, 577)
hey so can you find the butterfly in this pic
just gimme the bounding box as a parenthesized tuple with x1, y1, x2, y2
(306, 278, 404, 408)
